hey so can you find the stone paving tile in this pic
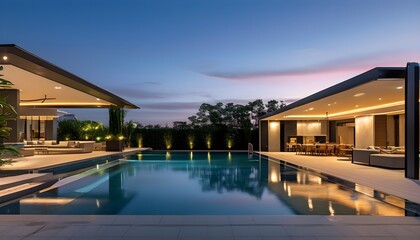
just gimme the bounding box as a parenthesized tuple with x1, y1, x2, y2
(283, 225, 344, 237)
(314, 238, 397, 240)
(2, 225, 44, 237)
(0, 225, 14, 233)
(160, 215, 230, 225)
(180, 237, 233, 240)
(327, 216, 420, 225)
(231, 225, 260, 237)
(229, 216, 256, 225)
(96, 225, 129, 237)
(206, 226, 234, 237)
(257, 225, 288, 236)
(114, 215, 161, 225)
(74, 225, 102, 237)
(124, 226, 180, 237)
(235, 237, 263, 240)
(180, 226, 219, 237)
(396, 237, 420, 240)
(29, 225, 67, 237)
(23, 237, 71, 240)
(0, 237, 22, 240)
(54, 226, 83, 237)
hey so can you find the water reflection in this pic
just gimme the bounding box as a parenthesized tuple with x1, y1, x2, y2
(0, 152, 408, 215)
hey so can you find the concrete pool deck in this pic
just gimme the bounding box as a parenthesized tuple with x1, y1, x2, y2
(0, 150, 420, 239)
(0, 148, 149, 172)
(259, 152, 420, 205)
(0, 215, 419, 239)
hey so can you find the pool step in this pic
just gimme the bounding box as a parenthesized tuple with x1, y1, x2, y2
(0, 181, 55, 204)
(0, 173, 56, 204)
(0, 173, 53, 191)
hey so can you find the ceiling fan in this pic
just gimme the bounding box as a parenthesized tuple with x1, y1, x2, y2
(21, 95, 56, 103)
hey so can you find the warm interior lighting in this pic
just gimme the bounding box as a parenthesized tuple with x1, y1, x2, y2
(54, 86, 62, 90)
(2, 56, 7, 60)
(20, 102, 111, 107)
(270, 122, 279, 128)
(308, 107, 314, 110)
(96, 98, 100, 101)
(378, 98, 382, 100)
(355, 105, 359, 108)
(328, 201, 335, 216)
(353, 93, 365, 97)
(328, 104, 331, 106)
(355, 183, 374, 197)
(308, 197, 313, 211)
(396, 86, 403, 89)
(21, 198, 74, 205)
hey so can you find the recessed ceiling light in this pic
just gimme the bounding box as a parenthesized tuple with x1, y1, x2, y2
(96, 98, 100, 101)
(396, 86, 403, 89)
(328, 104, 331, 106)
(309, 107, 314, 111)
(54, 86, 62, 90)
(378, 98, 382, 100)
(2, 56, 8, 60)
(334, 102, 337, 104)
(353, 93, 365, 97)
(355, 105, 359, 108)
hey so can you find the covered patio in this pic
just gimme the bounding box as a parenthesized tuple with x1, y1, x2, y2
(259, 63, 419, 179)
(0, 44, 138, 142)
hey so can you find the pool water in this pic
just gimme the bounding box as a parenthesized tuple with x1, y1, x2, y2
(0, 152, 407, 215)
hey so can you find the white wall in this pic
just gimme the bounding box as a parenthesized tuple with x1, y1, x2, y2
(386, 115, 395, 146)
(355, 115, 374, 148)
(337, 126, 354, 145)
(399, 114, 405, 147)
(268, 121, 280, 152)
(297, 121, 327, 136)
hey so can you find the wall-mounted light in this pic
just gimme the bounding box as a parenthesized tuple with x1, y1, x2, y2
(353, 93, 365, 97)
(2, 56, 8, 60)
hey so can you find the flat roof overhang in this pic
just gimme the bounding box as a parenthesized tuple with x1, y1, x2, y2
(260, 67, 409, 121)
(0, 44, 139, 109)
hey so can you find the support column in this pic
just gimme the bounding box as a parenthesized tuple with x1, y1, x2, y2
(405, 62, 419, 179)
(260, 120, 268, 151)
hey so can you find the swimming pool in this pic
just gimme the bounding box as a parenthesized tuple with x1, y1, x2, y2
(0, 151, 409, 215)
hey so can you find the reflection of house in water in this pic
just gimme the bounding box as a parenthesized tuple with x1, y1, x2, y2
(187, 159, 265, 199)
(264, 159, 404, 216)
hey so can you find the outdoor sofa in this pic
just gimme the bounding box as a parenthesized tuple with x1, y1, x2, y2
(352, 148, 405, 169)
(23, 140, 95, 155)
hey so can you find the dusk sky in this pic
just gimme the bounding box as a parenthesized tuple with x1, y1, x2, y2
(1, 0, 419, 126)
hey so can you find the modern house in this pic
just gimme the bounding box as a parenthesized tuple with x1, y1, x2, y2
(259, 63, 419, 179)
(0, 44, 138, 142)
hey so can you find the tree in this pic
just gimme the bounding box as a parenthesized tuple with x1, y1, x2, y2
(248, 99, 266, 128)
(0, 95, 18, 166)
(108, 108, 126, 137)
(173, 121, 189, 130)
(266, 100, 279, 113)
(123, 120, 138, 147)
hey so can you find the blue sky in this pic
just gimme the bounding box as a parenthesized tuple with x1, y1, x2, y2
(1, 0, 419, 125)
